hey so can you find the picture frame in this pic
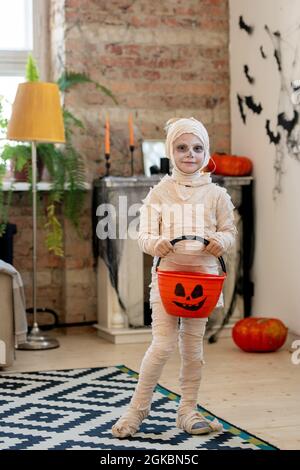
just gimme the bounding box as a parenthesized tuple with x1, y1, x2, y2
(142, 139, 167, 176)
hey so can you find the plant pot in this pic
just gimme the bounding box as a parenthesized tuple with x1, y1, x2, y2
(13, 157, 45, 182)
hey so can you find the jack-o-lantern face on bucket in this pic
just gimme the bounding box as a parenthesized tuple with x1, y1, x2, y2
(157, 260, 226, 318)
(172, 282, 207, 311)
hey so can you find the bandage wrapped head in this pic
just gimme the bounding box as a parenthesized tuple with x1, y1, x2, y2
(164, 117, 210, 175)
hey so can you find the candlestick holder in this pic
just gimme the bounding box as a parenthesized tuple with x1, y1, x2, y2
(129, 145, 135, 176)
(105, 153, 110, 176)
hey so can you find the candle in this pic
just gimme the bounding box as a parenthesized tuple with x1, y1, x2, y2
(128, 113, 134, 146)
(105, 115, 110, 154)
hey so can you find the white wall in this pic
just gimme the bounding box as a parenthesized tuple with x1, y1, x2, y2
(229, 0, 300, 334)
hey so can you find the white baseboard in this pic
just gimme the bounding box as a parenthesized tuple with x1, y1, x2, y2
(94, 324, 152, 344)
(94, 320, 234, 345)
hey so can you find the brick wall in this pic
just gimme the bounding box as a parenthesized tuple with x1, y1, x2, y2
(12, 193, 64, 317)
(52, 0, 230, 181)
(10, 191, 95, 325)
(13, 0, 230, 325)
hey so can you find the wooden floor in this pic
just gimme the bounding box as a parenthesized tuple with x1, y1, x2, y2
(2, 327, 300, 450)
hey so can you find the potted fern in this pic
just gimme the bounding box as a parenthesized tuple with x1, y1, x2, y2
(0, 54, 117, 255)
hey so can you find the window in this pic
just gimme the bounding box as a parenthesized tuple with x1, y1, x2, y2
(0, 0, 49, 108)
(0, 0, 33, 51)
(0, 0, 48, 175)
(0, 2, 33, 176)
(0, 0, 33, 115)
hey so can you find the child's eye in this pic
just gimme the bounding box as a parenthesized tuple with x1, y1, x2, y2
(194, 145, 204, 152)
(177, 145, 187, 151)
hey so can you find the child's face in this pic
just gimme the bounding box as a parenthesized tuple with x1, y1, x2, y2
(172, 133, 205, 174)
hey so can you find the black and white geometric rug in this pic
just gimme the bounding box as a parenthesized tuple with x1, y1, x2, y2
(0, 365, 278, 450)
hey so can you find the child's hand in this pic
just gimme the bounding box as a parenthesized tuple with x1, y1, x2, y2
(154, 238, 175, 258)
(205, 239, 224, 258)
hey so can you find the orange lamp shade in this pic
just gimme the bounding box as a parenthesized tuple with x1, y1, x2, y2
(7, 82, 65, 143)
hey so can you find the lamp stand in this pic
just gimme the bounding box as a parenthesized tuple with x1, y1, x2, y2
(17, 142, 59, 350)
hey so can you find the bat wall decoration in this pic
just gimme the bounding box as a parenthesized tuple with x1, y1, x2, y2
(266, 120, 281, 144)
(239, 15, 254, 34)
(245, 95, 263, 114)
(244, 65, 255, 84)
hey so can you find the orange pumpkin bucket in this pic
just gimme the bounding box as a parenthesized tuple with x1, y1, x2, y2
(155, 235, 227, 319)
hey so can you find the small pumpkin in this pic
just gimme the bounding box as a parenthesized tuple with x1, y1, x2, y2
(232, 317, 288, 352)
(206, 152, 253, 176)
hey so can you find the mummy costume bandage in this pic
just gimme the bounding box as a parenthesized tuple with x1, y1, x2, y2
(165, 116, 211, 184)
(112, 118, 236, 438)
(111, 300, 211, 438)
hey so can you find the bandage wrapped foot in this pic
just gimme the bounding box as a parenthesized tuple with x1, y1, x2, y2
(111, 406, 149, 438)
(176, 409, 223, 435)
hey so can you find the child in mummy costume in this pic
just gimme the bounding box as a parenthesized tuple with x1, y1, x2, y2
(112, 117, 237, 438)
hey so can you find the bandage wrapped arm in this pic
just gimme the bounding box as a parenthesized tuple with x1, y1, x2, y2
(208, 188, 238, 252)
(138, 191, 162, 257)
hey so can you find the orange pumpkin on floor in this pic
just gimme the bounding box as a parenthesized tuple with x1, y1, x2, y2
(232, 318, 288, 352)
(206, 153, 253, 176)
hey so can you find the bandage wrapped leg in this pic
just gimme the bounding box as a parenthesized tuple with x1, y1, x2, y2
(176, 409, 223, 434)
(111, 301, 178, 438)
(176, 316, 223, 434)
(111, 406, 149, 438)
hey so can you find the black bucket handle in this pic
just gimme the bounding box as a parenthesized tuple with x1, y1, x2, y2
(154, 235, 226, 274)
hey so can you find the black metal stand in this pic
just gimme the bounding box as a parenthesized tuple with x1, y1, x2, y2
(129, 145, 135, 176)
(25, 307, 59, 330)
(208, 178, 255, 343)
(105, 153, 110, 176)
(241, 179, 255, 316)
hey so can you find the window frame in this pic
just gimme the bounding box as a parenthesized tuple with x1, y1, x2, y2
(0, 0, 49, 80)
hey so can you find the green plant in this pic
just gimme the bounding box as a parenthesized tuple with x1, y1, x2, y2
(0, 56, 117, 255)
(26, 53, 40, 82)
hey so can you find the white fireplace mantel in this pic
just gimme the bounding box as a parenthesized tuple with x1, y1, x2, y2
(93, 175, 253, 344)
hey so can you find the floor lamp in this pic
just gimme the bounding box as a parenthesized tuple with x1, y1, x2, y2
(7, 82, 65, 350)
